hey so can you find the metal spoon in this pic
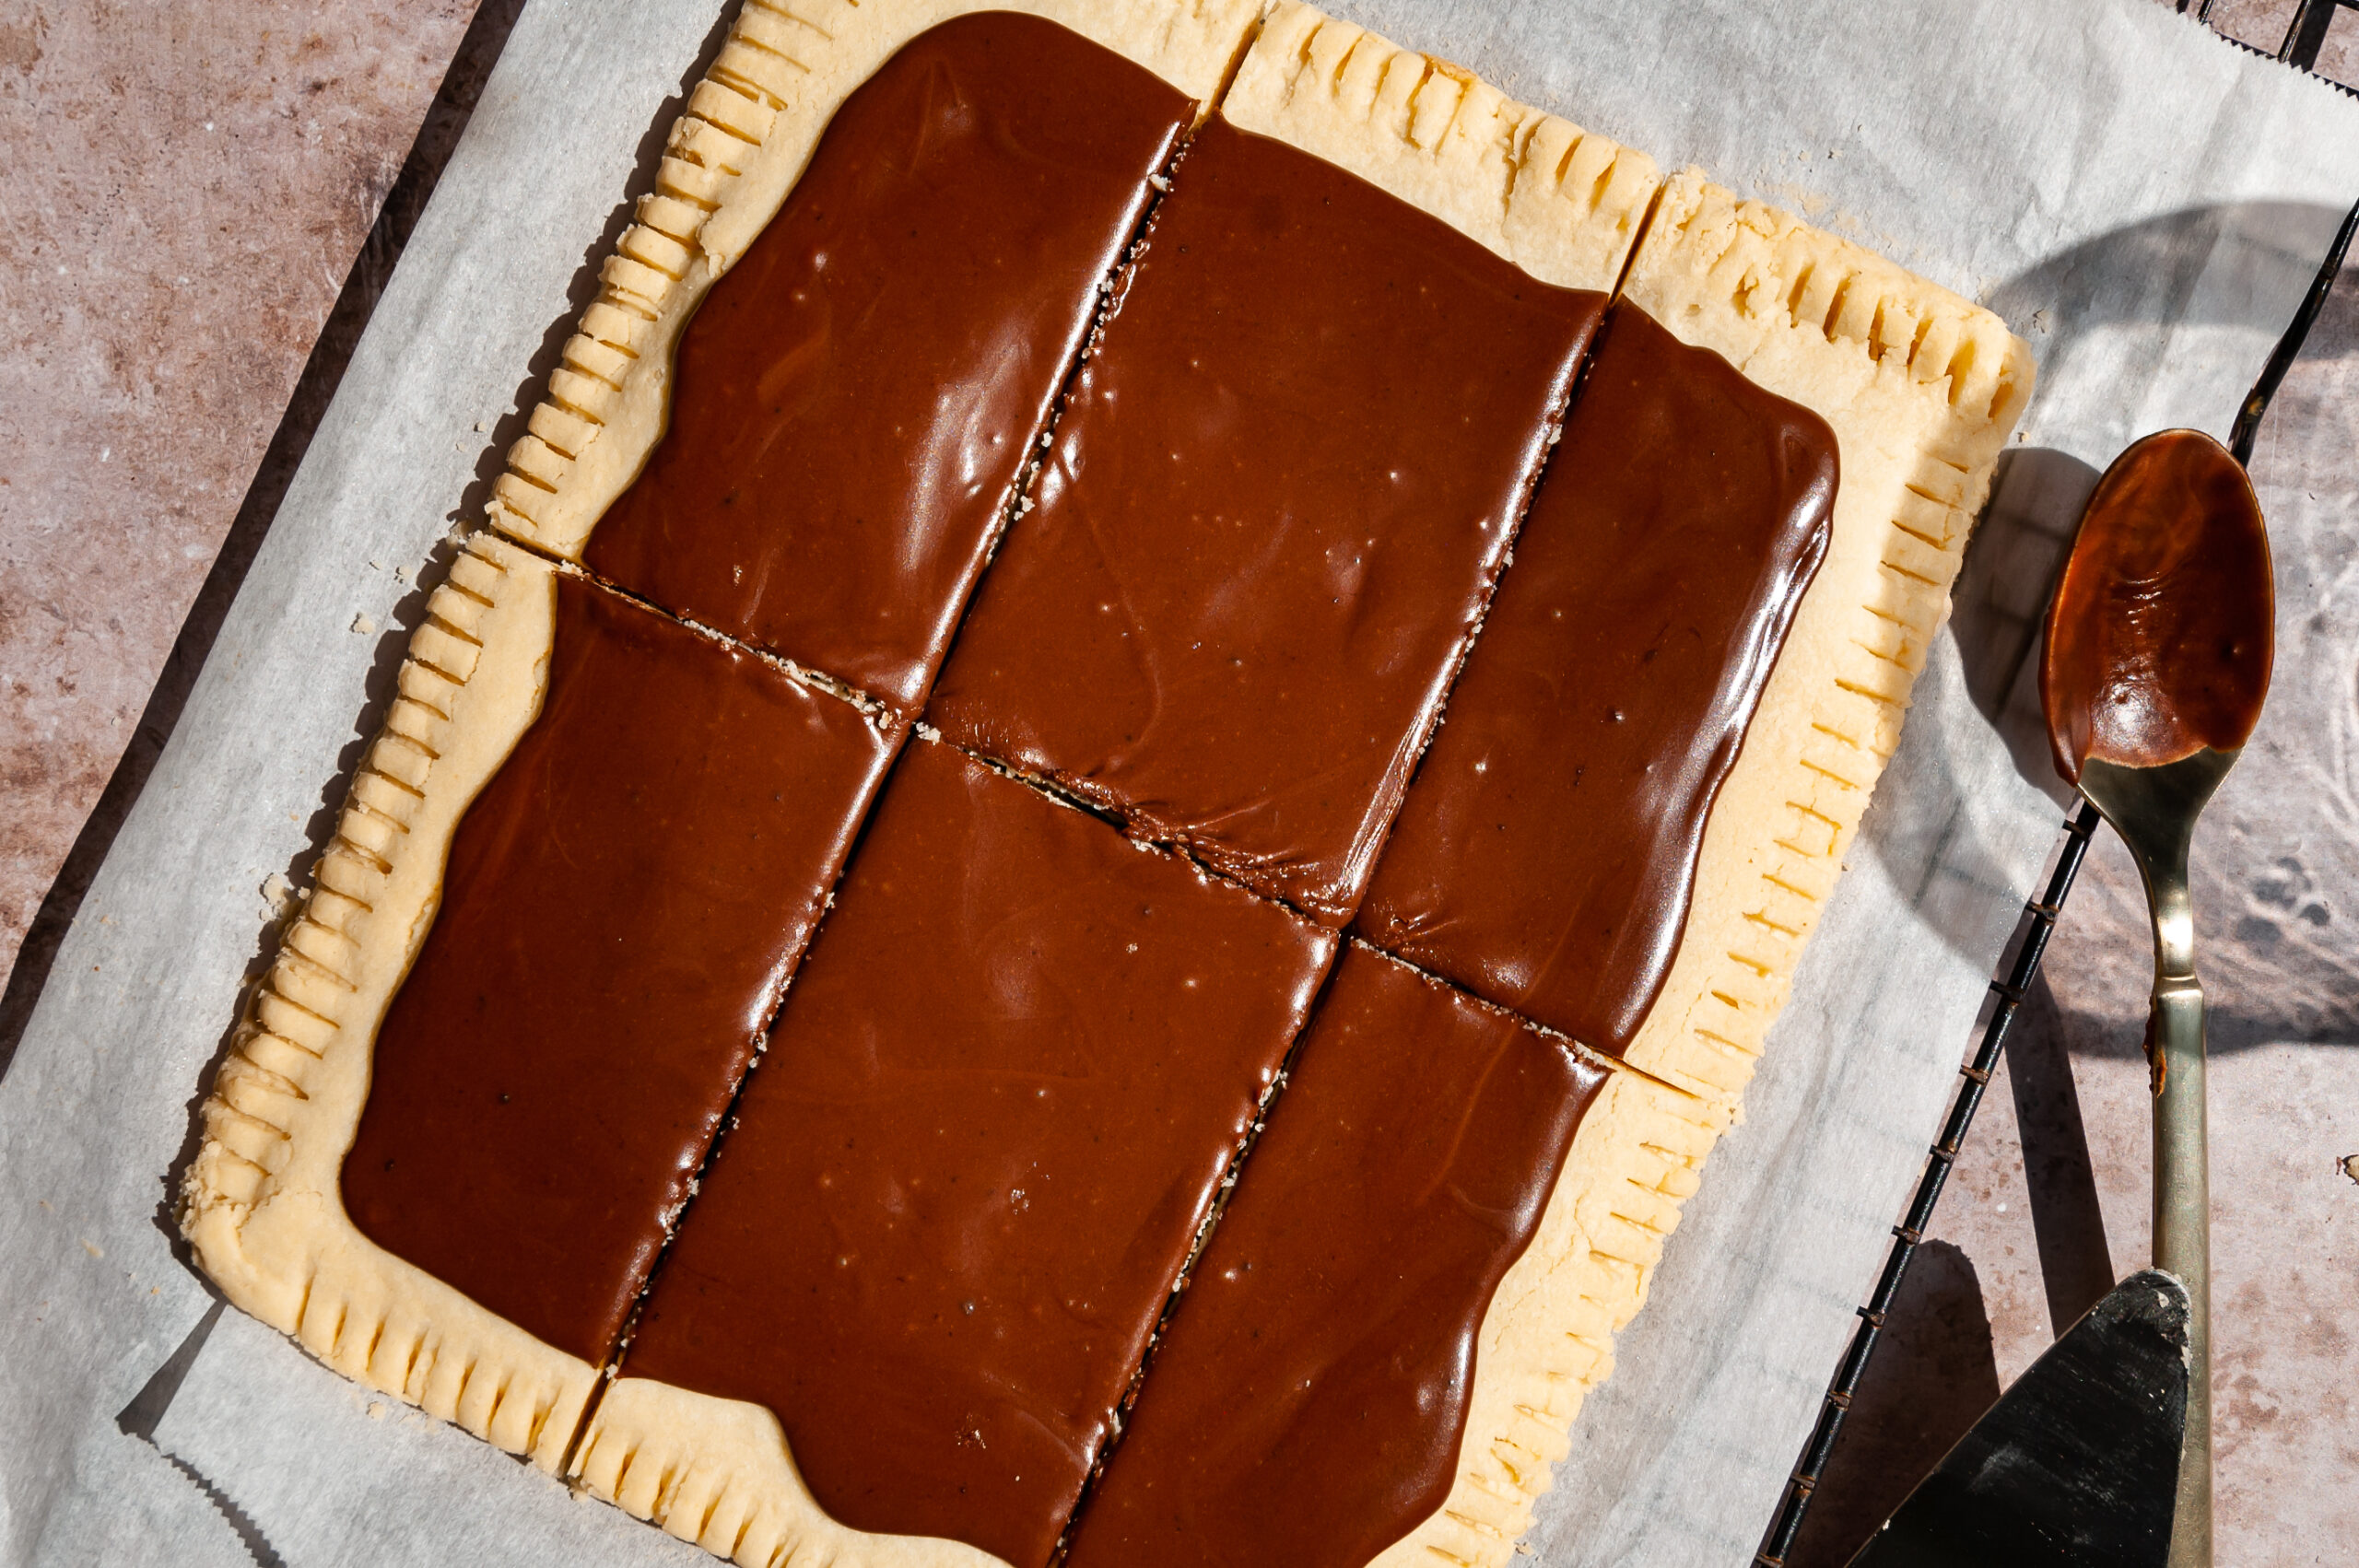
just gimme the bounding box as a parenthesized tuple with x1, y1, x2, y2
(2039, 427, 2274, 1568)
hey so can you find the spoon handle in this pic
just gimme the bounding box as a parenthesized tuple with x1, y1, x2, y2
(2145, 864, 2211, 1568)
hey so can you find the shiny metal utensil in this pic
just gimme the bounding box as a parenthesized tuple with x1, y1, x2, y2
(1852, 1270, 2189, 1568)
(2071, 748, 2234, 1566)
(1832, 195, 2355, 1568)
(2041, 428, 2274, 1568)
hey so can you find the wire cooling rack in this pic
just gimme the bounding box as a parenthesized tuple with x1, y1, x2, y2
(1750, 91, 2359, 1568)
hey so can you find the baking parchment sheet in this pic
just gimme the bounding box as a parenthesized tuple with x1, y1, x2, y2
(4, 1, 2355, 1563)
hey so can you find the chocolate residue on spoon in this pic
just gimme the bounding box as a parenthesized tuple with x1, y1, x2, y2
(2041, 428, 2274, 783)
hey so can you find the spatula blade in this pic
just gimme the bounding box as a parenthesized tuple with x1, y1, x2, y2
(1847, 1269, 2189, 1568)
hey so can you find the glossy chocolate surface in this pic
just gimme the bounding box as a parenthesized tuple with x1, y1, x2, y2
(620, 739, 1334, 1567)
(581, 14, 1190, 712)
(344, 576, 895, 1366)
(2042, 428, 2272, 782)
(1064, 944, 1605, 1568)
(1356, 306, 1835, 1053)
(927, 115, 1605, 924)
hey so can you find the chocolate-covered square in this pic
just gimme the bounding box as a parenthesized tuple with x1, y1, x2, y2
(582, 15, 1191, 712)
(928, 116, 1603, 924)
(343, 575, 898, 1366)
(1066, 944, 1605, 1568)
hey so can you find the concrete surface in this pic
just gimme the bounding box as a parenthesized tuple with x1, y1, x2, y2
(2206, 0, 2359, 85)
(0, 0, 491, 1004)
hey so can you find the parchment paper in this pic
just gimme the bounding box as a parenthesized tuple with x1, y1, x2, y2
(2, 1, 2353, 1564)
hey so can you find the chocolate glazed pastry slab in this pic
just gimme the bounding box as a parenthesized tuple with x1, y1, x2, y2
(181, 3, 2039, 1564)
(1063, 944, 1608, 1568)
(344, 572, 898, 1367)
(581, 13, 1191, 713)
(1356, 304, 1837, 1056)
(926, 113, 1605, 925)
(605, 738, 1334, 1568)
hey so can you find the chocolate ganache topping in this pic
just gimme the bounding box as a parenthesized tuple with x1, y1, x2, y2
(619, 740, 1333, 1567)
(928, 114, 1605, 924)
(1065, 944, 1606, 1568)
(342, 19, 1862, 1560)
(2042, 427, 2272, 783)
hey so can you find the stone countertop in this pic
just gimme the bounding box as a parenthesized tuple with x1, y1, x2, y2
(1, 1, 2352, 1564)
(0, 1, 492, 996)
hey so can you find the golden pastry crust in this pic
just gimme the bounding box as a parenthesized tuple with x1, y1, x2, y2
(1614, 171, 2036, 1104)
(576, 1382, 1008, 1568)
(179, 533, 594, 1471)
(1223, 1, 1660, 294)
(485, 0, 1263, 561)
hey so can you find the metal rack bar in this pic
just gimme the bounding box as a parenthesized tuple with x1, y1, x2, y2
(1752, 802, 2102, 1568)
(2233, 193, 2359, 463)
(2279, 0, 2348, 71)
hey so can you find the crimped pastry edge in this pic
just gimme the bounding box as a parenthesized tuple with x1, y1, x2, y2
(1613, 170, 2036, 1106)
(178, 533, 597, 1472)
(577, 1382, 1009, 1568)
(1224, 0, 1661, 294)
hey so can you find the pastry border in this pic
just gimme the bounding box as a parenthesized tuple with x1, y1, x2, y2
(1223, 1, 1660, 293)
(179, 533, 597, 1471)
(1613, 170, 2037, 1105)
